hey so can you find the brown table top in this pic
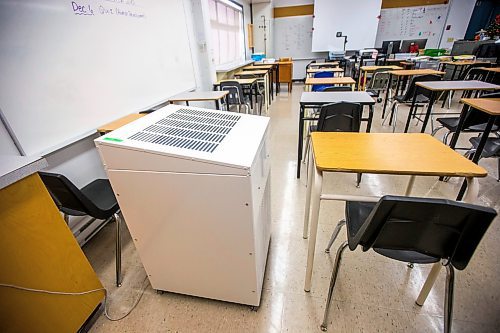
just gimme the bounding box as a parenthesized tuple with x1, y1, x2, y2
(389, 69, 445, 76)
(461, 98, 500, 115)
(244, 64, 273, 70)
(168, 91, 229, 102)
(98, 114, 146, 134)
(217, 78, 258, 85)
(311, 132, 486, 177)
(360, 65, 402, 71)
(441, 60, 492, 66)
(305, 77, 356, 85)
(235, 70, 268, 76)
(307, 68, 344, 73)
(478, 67, 500, 73)
(416, 80, 500, 91)
(309, 62, 339, 67)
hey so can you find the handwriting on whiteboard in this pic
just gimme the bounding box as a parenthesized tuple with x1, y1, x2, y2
(71, 1, 145, 19)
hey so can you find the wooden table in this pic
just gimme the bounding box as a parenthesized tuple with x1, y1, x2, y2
(235, 69, 271, 110)
(168, 91, 229, 110)
(304, 77, 356, 91)
(306, 67, 344, 77)
(253, 62, 281, 94)
(407, 80, 500, 133)
(439, 60, 492, 80)
(449, 98, 500, 200)
(98, 113, 146, 134)
(381, 69, 446, 119)
(308, 62, 339, 68)
(303, 132, 486, 301)
(297, 91, 376, 178)
(358, 65, 402, 91)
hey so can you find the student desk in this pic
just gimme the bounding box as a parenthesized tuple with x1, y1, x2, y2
(304, 77, 356, 91)
(252, 62, 280, 94)
(308, 62, 340, 68)
(358, 65, 402, 91)
(302, 133, 486, 301)
(243, 64, 276, 97)
(438, 60, 492, 80)
(296, 91, 376, 178)
(381, 69, 446, 119)
(306, 67, 344, 77)
(449, 98, 500, 200)
(98, 113, 146, 134)
(235, 69, 271, 111)
(168, 91, 229, 110)
(214, 78, 261, 113)
(406, 80, 500, 133)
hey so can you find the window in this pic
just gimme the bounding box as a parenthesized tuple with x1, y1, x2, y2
(208, 0, 245, 66)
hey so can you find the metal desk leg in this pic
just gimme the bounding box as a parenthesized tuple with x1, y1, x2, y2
(304, 158, 323, 292)
(448, 104, 469, 150)
(366, 105, 374, 132)
(303, 146, 314, 239)
(382, 73, 392, 119)
(215, 99, 220, 110)
(404, 92, 418, 133)
(420, 91, 437, 133)
(404, 175, 416, 196)
(297, 104, 305, 178)
(276, 65, 280, 94)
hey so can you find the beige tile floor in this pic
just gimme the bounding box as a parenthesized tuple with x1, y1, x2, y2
(85, 84, 500, 333)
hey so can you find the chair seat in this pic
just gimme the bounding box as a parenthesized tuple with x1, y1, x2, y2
(469, 137, 500, 158)
(81, 179, 119, 218)
(395, 94, 428, 104)
(345, 201, 439, 264)
(437, 117, 499, 132)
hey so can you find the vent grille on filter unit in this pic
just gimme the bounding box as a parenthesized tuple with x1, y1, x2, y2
(127, 108, 241, 153)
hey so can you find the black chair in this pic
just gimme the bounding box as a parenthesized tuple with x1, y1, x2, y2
(219, 81, 252, 114)
(465, 137, 500, 181)
(320, 86, 351, 92)
(39, 172, 124, 287)
(432, 92, 500, 145)
(383, 74, 442, 132)
(321, 195, 497, 333)
(304, 102, 363, 187)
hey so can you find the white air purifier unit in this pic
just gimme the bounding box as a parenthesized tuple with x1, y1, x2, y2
(94, 105, 271, 306)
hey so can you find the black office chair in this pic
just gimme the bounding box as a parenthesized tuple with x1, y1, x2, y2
(383, 74, 442, 132)
(304, 102, 363, 187)
(320, 86, 351, 92)
(432, 92, 500, 145)
(465, 137, 500, 181)
(321, 195, 497, 333)
(39, 172, 124, 287)
(220, 81, 252, 114)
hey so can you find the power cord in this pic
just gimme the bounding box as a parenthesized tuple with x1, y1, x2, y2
(0, 275, 150, 322)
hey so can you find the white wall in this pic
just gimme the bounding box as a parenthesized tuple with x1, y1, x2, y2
(439, 0, 476, 49)
(252, 2, 274, 58)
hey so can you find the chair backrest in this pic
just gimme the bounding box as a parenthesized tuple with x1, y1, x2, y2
(220, 81, 245, 105)
(317, 102, 362, 132)
(312, 71, 334, 92)
(320, 86, 352, 92)
(403, 74, 442, 102)
(306, 60, 316, 70)
(461, 67, 487, 81)
(39, 172, 97, 217)
(367, 68, 390, 90)
(351, 195, 497, 270)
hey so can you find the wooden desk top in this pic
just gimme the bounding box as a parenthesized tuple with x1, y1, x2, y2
(305, 77, 356, 85)
(98, 113, 146, 134)
(461, 98, 500, 115)
(441, 60, 491, 66)
(416, 80, 500, 91)
(311, 132, 486, 177)
(300, 91, 375, 105)
(307, 67, 344, 73)
(244, 64, 273, 70)
(360, 65, 402, 71)
(235, 70, 268, 76)
(479, 67, 500, 73)
(389, 69, 445, 76)
(309, 62, 339, 67)
(168, 91, 229, 102)
(217, 78, 257, 85)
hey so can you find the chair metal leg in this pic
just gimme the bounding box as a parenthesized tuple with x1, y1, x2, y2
(114, 212, 123, 287)
(321, 241, 349, 331)
(497, 158, 499, 182)
(356, 173, 362, 188)
(392, 104, 399, 132)
(382, 101, 396, 126)
(431, 126, 444, 137)
(442, 131, 451, 145)
(325, 220, 346, 253)
(444, 264, 455, 333)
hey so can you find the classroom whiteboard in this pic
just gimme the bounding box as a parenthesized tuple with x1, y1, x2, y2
(0, 0, 195, 156)
(274, 16, 318, 60)
(312, 0, 382, 52)
(375, 5, 449, 49)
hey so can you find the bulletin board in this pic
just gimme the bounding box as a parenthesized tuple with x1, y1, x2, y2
(375, 4, 449, 49)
